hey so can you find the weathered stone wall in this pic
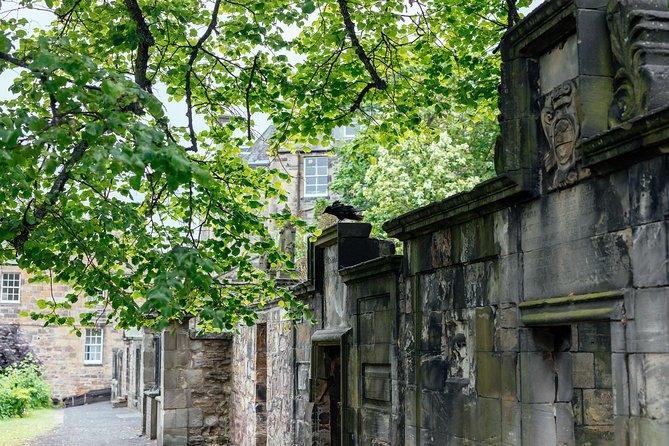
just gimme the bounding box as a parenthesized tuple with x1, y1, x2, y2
(161, 320, 232, 446)
(0, 266, 124, 401)
(231, 304, 306, 446)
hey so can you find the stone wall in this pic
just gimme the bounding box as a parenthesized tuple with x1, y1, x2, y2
(161, 320, 232, 446)
(0, 265, 124, 401)
(231, 305, 300, 446)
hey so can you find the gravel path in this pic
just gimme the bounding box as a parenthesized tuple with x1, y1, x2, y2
(25, 402, 155, 446)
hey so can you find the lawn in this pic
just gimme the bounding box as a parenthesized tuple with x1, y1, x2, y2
(0, 408, 63, 446)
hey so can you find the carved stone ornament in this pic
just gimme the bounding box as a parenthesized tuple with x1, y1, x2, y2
(607, 0, 669, 125)
(541, 80, 580, 188)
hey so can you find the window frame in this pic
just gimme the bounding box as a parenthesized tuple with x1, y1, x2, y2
(0, 272, 21, 303)
(84, 328, 104, 365)
(303, 156, 329, 198)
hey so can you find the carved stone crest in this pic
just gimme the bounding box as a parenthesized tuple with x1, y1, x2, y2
(541, 80, 580, 188)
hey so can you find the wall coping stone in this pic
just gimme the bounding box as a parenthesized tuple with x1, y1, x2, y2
(188, 329, 233, 340)
(520, 289, 625, 325)
(383, 175, 533, 240)
(339, 255, 403, 284)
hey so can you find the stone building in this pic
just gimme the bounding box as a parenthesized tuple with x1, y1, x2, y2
(0, 265, 125, 403)
(128, 0, 669, 444)
(243, 124, 357, 223)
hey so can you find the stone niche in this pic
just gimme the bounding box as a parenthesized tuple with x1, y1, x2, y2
(498, 0, 615, 191)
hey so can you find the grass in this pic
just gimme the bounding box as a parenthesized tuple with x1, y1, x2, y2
(0, 408, 63, 446)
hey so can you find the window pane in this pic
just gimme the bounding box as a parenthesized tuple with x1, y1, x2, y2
(84, 328, 103, 363)
(1, 273, 20, 302)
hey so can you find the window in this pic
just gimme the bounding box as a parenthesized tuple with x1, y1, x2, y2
(343, 125, 357, 139)
(304, 157, 329, 197)
(1, 273, 20, 302)
(86, 290, 106, 304)
(84, 328, 104, 365)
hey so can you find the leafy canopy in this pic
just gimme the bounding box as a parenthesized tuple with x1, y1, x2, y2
(0, 0, 525, 330)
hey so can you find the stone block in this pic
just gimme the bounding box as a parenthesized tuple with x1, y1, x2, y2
(611, 353, 629, 417)
(164, 332, 177, 351)
(162, 431, 188, 446)
(431, 228, 453, 269)
(524, 230, 632, 299)
(476, 352, 501, 398)
(627, 354, 643, 417)
(453, 215, 500, 264)
(420, 272, 447, 312)
(611, 322, 626, 353)
(632, 221, 669, 287)
(578, 321, 611, 353)
(163, 391, 189, 410)
(642, 353, 669, 420)
(578, 75, 614, 138)
(638, 417, 669, 445)
(500, 352, 518, 401)
(520, 172, 629, 252)
(594, 351, 612, 388)
(475, 307, 495, 352)
(629, 157, 669, 226)
(408, 234, 433, 275)
(496, 328, 519, 352)
(519, 352, 556, 403)
(573, 389, 584, 426)
(521, 403, 557, 446)
(421, 311, 442, 353)
(572, 352, 595, 388)
(555, 352, 573, 402)
(555, 402, 575, 445)
(486, 254, 522, 305)
(420, 356, 448, 392)
(574, 426, 615, 445)
(614, 416, 629, 446)
(501, 400, 521, 445)
(582, 389, 613, 426)
(576, 9, 613, 76)
(182, 369, 203, 386)
(188, 407, 203, 428)
(478, 397, 502, 444)
(628, 287, 669, 352)
(497, 304, 518, 329)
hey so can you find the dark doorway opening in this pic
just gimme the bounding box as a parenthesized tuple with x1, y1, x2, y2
(312, 344, 342, 446)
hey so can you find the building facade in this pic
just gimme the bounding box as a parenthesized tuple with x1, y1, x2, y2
(0, 265, 125, 402)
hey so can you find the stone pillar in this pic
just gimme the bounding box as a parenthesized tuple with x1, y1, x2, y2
(160, 319, 233, 446)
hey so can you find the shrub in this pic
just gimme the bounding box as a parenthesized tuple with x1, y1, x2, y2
(0, 324, 37, 370)
(0, 356, 52, 418)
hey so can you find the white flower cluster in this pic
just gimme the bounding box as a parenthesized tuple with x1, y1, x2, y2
(363, 130, 484, 223)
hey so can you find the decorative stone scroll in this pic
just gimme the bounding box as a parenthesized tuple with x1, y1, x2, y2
(607, 0, 669, 125)
(541, 80, 581, 188)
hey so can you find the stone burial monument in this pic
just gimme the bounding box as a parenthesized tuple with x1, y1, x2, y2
(145, 0, 669, 445)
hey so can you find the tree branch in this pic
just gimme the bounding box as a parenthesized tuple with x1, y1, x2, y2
(12, 140, 89, 252)
(337, 0, 387, 94)
(245, 54, 259, 141)
(185, 0, 223, 152)
(124, 0, 155, 92)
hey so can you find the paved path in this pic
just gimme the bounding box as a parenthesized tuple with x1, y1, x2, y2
(26, 402, 155, 446)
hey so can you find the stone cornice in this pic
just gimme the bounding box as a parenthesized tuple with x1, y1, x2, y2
(582, 104, 669, 171)
(339, 255, 403, 284)
(383, 176, 534, 241)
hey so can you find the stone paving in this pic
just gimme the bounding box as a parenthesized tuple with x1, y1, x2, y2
(25, 402, 155, 446)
